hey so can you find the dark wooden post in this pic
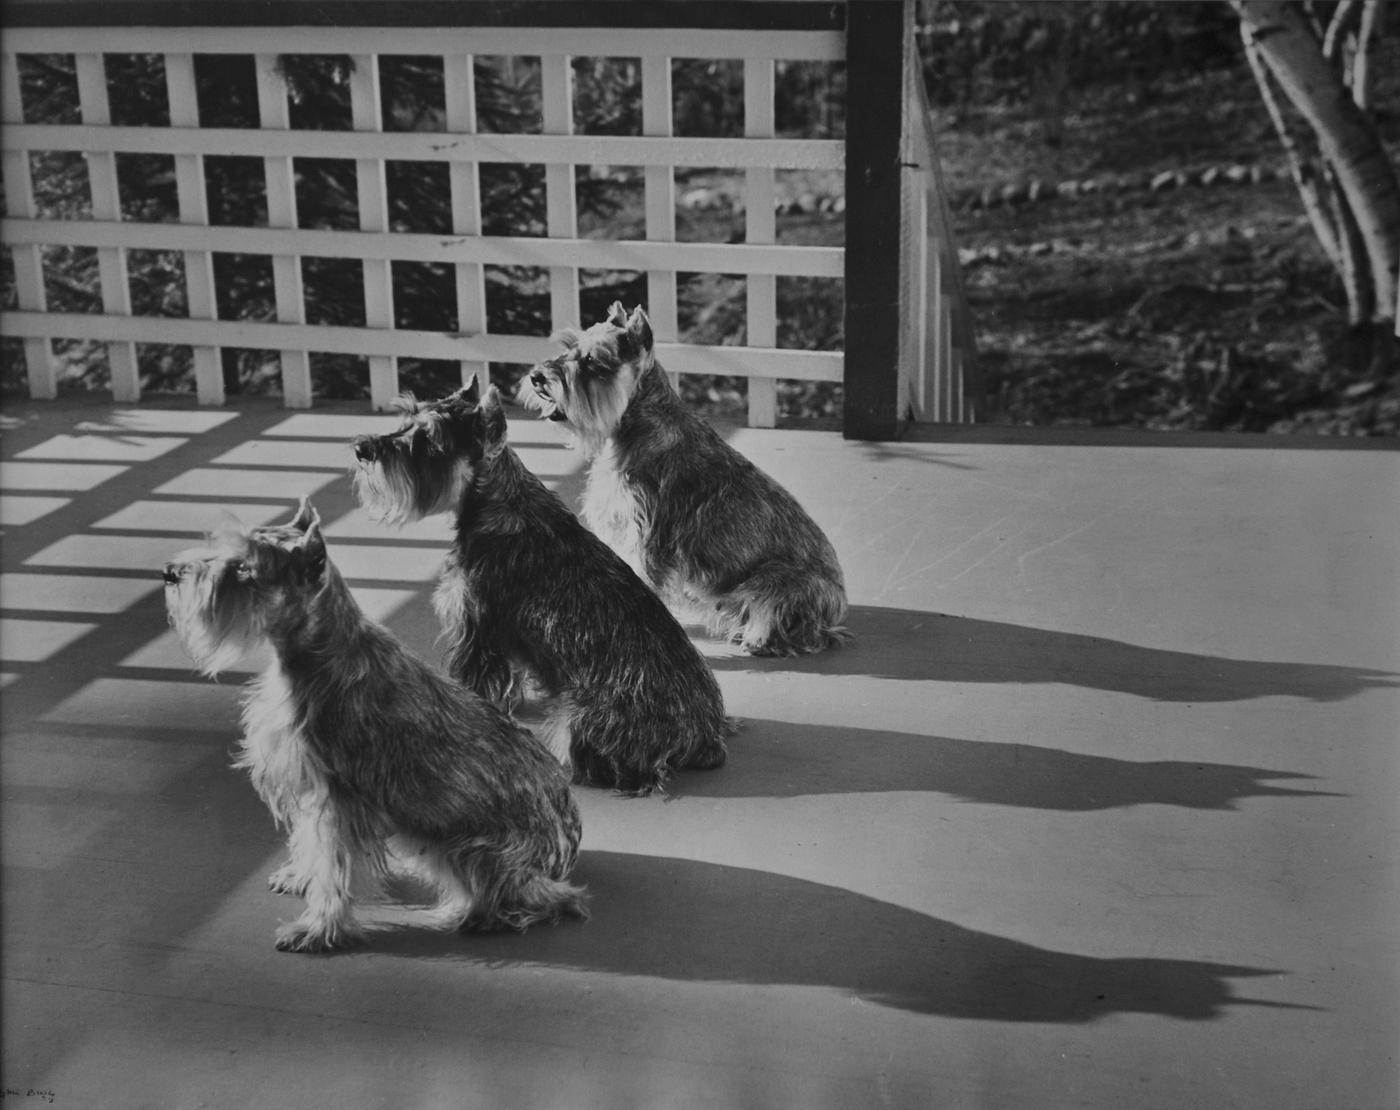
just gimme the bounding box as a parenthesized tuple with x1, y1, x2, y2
(843, 0, 908, 441)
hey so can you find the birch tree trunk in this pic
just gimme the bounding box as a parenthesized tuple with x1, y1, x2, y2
(1231, 0, 1399, 366)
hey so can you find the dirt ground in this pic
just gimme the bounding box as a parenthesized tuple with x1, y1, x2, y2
(937, 63, 1400, 434)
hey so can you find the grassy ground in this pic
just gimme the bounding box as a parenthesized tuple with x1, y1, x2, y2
(938, 62, 1400, 434)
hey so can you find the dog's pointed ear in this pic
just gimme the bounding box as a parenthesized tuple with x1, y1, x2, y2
(457, 378, 480, 404)
(480, 384, 508, 455)
(289, 496, 319, 533)
(297, 517, 328, 579)
(606, 301, 629, 328)
(626, 305, 654, 354)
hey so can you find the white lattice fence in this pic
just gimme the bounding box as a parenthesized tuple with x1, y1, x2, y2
(2, 3, 976, 437)
(2, 24, 845, 425)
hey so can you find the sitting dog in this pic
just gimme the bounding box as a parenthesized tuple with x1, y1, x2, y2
(163, 499, 587, 952)
(522, 303, 848, 655)
(351, 382, 733, 795)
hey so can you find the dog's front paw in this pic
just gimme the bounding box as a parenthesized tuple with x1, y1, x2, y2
(268, 865, 308, 896)
(739, 640, 783, 657)
(274, 921, 347, 953)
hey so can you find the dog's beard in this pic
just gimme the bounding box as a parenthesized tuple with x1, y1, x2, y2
(352, 457, 465, 525)
(166, 570, 270, 677)
(516, 377, 566, 422)
(521, 367, 636, 457)
(352, 459, 420, 525)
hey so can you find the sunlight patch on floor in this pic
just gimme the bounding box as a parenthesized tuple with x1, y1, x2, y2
(73, 410, 239, 435)
(1, 462, 128, 492)
(210, 440, 354, 470)
(0, 494, 71, 526)
(41, 676, 242, 732)
(0, 618, 99, 663)
(92, 501, 289, 534)
(0, 572, 158, 614)
(15, 434, 189, 464)
(151, 468, 340, 500)
(25, 534, 198, 572)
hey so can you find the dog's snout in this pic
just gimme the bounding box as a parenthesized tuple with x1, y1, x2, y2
(162, 563, 182, 585)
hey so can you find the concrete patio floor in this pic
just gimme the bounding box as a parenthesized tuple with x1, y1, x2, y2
(2, 395, 1397, 1109)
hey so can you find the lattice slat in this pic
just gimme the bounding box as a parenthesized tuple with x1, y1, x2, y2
(0, 310, 844, 381)
(542, 53, 579, 336)
(6, 27, 845, 63)
(163, 52, 223, 405)
(74, 53, 140, 402)
(2, 123, 844, 171)
(744, 57, 779, 429)
(0, 217, 842, 277)
(641, 54, 681, 393)
(350, 54, 399, 411)
(2, 51, 56, 398)
(444, 53, 489, 395)
(255, 54, 313, 409)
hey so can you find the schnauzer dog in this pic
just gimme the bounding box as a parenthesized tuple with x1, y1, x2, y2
(351, 382, 733, 796)
(162, 499, 587, 952)
(521, 302, 848, 656)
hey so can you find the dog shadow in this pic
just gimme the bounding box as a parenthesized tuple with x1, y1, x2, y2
(673, 719, 1337, 808)
(367, 851, 1305, 1023)
(705, 606, 1399, 703)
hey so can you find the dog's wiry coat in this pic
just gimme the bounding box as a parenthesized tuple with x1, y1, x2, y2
(352, 384, 733, 796)
(163, 501, 586, 953)
(523, 303, 848, 656)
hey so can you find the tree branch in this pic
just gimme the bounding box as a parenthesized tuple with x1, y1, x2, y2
(1322, 0, 1361, 62)
(1325, 164, 1375, 324)
(1239, 16, 1342, 268)
(1353, 0, 1385, 110)
(1234, 0, 1400, 327)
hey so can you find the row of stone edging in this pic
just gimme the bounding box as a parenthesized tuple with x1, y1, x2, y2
(676, 161, 1287, 218)
(954, 216, 1311, 266)
(958, 162, 1286, 211)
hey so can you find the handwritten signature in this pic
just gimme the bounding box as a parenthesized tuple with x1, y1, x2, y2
(1, 1090, 56, 1105)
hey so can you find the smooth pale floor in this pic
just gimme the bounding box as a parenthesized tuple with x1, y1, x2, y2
(2, 396, 1397, 1109)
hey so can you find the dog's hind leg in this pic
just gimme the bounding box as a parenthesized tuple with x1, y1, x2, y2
(537, 699, 576, 768)
(725, 561, 847, 656)
(355, 836, 476, 934)
(679, 739, 728, 771)
(546, 694, 660, 793)
(564, 693, 669, 795)
(433, 573, 523, 711)
(464, 842, 589, 932)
